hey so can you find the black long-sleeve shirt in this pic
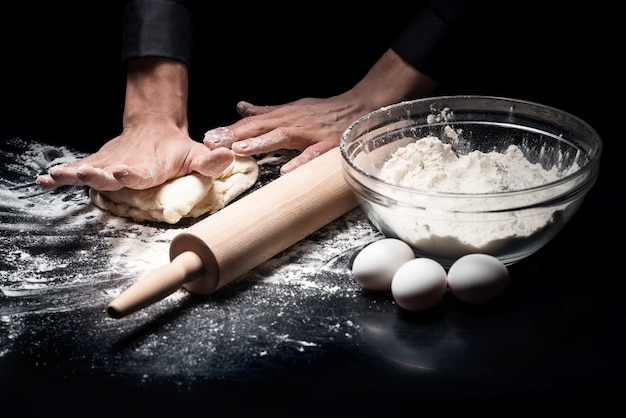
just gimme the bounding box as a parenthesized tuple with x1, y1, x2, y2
(122, 0, 194, 67)
(122, 0, 471, 83)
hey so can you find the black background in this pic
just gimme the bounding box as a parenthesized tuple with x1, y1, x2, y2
(1, 3, 618, 160)
(1, 2, 623, 414)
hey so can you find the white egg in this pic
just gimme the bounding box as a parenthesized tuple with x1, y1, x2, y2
(351, 238, 415, 291)
(391, 258, 448, 312)
(447, 253, 509, 304)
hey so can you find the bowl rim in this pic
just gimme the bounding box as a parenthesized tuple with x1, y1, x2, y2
(339, 95, 603, 198)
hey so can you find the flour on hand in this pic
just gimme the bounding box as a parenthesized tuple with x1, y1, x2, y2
(90, 153, 259, 224)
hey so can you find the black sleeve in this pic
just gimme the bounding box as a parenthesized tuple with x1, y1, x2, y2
(389, 0, 471, 82)
(122, 0, 194, 66)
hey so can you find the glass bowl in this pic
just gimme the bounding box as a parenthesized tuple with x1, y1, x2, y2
(340, 95, 602, 267)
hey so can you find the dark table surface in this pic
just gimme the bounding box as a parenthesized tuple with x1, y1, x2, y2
(0, 133, 623, 415)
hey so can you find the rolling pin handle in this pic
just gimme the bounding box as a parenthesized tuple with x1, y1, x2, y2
(106, 250, 205, 319)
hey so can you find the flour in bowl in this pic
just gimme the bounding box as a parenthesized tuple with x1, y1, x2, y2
(373, 135, 581, 264)
(379, 136, 566, 193)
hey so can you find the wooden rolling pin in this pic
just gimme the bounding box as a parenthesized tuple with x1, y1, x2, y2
(107, 147, 359, 318)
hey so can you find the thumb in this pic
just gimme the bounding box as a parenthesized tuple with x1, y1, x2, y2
(191, 146, 234, 177)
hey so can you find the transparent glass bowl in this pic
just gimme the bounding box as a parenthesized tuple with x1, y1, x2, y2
(340, 96, 602, 267)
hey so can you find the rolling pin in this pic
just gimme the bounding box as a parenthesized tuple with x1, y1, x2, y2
(107, 147, 359, 318)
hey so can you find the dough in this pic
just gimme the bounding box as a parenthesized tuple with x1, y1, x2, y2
(90, 154, 259, 224)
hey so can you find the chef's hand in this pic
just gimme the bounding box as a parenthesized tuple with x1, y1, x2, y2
(36, 57, 235, 192)
(203, 49, 439, 175)
(36, 121, 234, 192)
(203, 93, 368, 175)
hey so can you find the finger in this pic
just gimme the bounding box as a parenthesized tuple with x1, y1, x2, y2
(203, 126, 235, 149)
(204, 105, 286, 149)
(191, 147, 235, 177)
(204, 117, 278, 149)
(231, 129, 293, 156)
(76, 165, 125, 191)
(280, 144, 334, 175)
(37, 164, 113, 190)
(236, 100, 276, 117)
(35, 174, 58, 189)
(111, 165, 158, 190)
(44, 164, 86, 186)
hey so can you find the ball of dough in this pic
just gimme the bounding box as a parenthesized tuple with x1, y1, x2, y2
(90, 153, 258, 224)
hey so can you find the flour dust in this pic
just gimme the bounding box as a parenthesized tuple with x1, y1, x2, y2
(0, 138, 383, 380)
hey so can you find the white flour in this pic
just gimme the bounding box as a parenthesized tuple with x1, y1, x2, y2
(375, 134, 579, 261)
(379, 136, 566, 193)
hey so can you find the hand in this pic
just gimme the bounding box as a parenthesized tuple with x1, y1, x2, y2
(203, 94, 368, 175)
(36, 57, 234, 191)
(36, 120, 234, 191)
(203, 49, 439, 175)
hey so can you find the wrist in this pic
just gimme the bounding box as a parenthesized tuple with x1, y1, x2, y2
(124, 57, 189, 128)
(352, 49, 439, 110)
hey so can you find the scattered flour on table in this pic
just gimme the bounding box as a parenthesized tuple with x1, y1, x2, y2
(1, 139, 380, 376)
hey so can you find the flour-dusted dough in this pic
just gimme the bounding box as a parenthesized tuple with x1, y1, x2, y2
(90, 154, 259, 224)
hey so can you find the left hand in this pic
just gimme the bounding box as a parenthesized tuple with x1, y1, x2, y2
(204, 49, 440, 174)
(203, 94, 368, 174)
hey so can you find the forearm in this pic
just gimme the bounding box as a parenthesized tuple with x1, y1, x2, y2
(349, 0, 474, 111)
(122, 1, 193, 130)
(123, 57, 189, 130)
(348, 49, 439, 112)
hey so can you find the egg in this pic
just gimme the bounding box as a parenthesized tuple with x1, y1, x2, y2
(351, 238, 415, 291)
(391, 258, 447, 312)
(447, 253, 509, 304)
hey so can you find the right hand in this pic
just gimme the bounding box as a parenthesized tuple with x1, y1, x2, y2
(36, 120, 234, 191)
